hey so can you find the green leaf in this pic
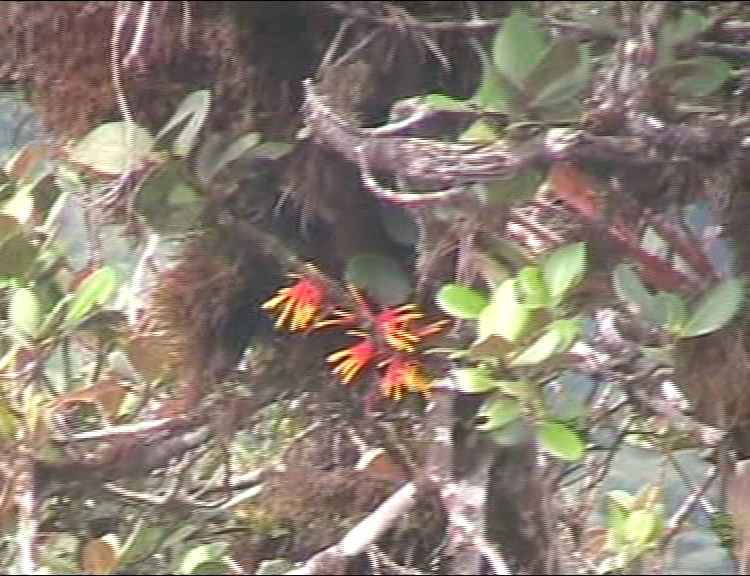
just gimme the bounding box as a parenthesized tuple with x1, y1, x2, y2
(70, 122, 154, 175)
(492, 8, 548, 86)
(539, 420, 585, 461)
(478, 395, 522, 430)
(419, 93, 474, 112)
(0, 213, 21, 244)
(612, 263, 663, 325)
(196, 132, 261, 185)
(10, 287, 41, 339)
(455, 366, 497, 394)
(135, 160, 205, 235)
(680, 277, 745, 338)
(511, 318, 580, 366)
(658, 9, 710, 65)
(471, 46, 519, 114)
(459, 118, 501, 142)
(524, 38, 580, 102)
(178, 543, 228, 575)
(543, 242, 586, 305)
(0, 230, 37, 278)
(345, 253, 411, 307)
(609, 490, 636, 513)
(475, 169, 545, 205)
(437, 283, 488, 319)
(0, 397, 18, 440)
(668, 56, 732, 98)
(478, 278, 531, 343)
(157, 90, 211, 157)
(653, 291, 688, 332)
(256, 559, 300, 575)
(119, 519, 164, 567)
(188, 562, 230, 575)
(625, 509, 657, 549)
(65, 267, 118, 329)
(494, 380, 529, 398)
(517, 265, 549, 309)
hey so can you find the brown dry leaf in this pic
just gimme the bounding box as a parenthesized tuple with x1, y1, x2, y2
(82, 537, 118, 575)
(51, 375, 129, 421)
(355, 448, 407, 482)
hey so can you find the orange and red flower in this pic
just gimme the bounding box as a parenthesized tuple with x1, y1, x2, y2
(263, 268, 447, 399)
(261, 272, 327, 332)
(327, 336, 377, 385)
(379, 356, 431, 400)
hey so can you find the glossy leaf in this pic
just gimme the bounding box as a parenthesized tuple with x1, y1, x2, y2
(539, 420, 585, 461)
(532, 43, 592, 111)
(517, 265, 549, 309)
(524, 38, 580, 104)
(625, 509, 657, 549)
(0, 231, 37, 278)
(471, 45, 519, 114)
(478, 395, 522, 431)
(680, 277, 745, 338)
(479, 278, 531, 343)
(135, 161, 205, 235)
(70, 122, 154, 175)
(10, 287, 41, 339)
(492, 8, 548, 86)
(669, 56, 732, 98)
(197, 132, 261, 184)
(612, 263, 664, 326)
(436, 283, 488, 319)
(178, 543, 228, 575)
(511, 318, 580, 367)
(654, 291, 688, 332)
(345, 253, 410, 307)
(157, 90, 211, 157)
(455, 366, 497, 394)
(189, 562, 230, 575)
(65, 267, 118, 329)
(543, 242, 586, 305)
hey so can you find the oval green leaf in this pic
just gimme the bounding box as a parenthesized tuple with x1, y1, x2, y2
(539, 420, 585, 462)
(680, 277, 745, 338)
(624, 509, 657, 549)
(492, 8, 548, 86)
(0, 232, 37, 278)
(135, 161, 205, 235)
(455, 366, 497, 394)
(65, 267, 118, 329)
(478, 278, 531, 343)
(612, 263, 663, 325)
(70, 122, 154, 175)
(511, 318, 580, 367)
(543, 242, 586, 305)
(437, 283, 488, 319)
(157, 90, 211, 158)
(478, 395, 522, 431)
(345, 253, 410, 307)
(10, 287, 41, 340)
(517, 265, 549, 309)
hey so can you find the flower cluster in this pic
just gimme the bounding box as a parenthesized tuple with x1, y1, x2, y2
(262, 267, 446, 400)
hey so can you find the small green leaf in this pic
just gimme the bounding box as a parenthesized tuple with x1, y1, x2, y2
(539, 420, 585, 461)
(654, 292, 688, 332)
(471, 46, 519, 114)
(680, 277, 745, 338)
(178, 543, 228, 575)
(70, 122, 154, 175)
(532, 43, 592, 112)
(658, 9, 710, 65)
(65, 267, 118, 329)
(157, 90, 211, 157)
(10, 287, 41, 339)
(612, 263, 663, 325)
(119, 518, 164, 566)
(511, 318, 580, 366)
(492, 8, 548, 86)
(455, 366, 497, 393)
(188, 562, 230, 575)
(478, 395, 522, 431)
(437, 283, 488, 319)
(609, 490, 636, 513)
(0, 231, 37, 278)
(625, 509, 657, 549)
(517, 265, 549, 309)
(495, 380, 529, 398)
(543, 242, 586, 305)
(479, 278, 531, 343)
(419, 93, 474, 112)
(524, 38, 581, 103)
(668, 56, 732, 98)
(459, 118, 501, 142)
(256, 559, 300, 575)
(135, 161, 205, 235)
(476, 168, 544, 206)
(197, 132, 261, 184)
(345, 253, 411, 307)
(0, 213, 20, 244)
